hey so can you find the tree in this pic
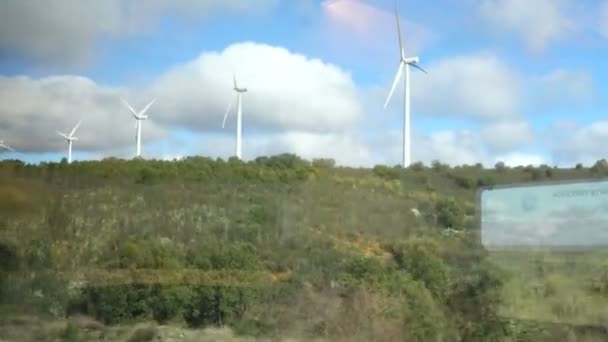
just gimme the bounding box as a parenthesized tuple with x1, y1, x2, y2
(409, 162, 425, 171)
(494, 161, 506, 172)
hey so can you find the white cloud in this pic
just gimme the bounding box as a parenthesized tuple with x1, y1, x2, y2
(481, 121, 535, 152)
(419, 130, 488, 165)
(548, 120, 608, 165)
(194, 131, 372, 167)
(193, 126, 491, 168)
(530, 69, 593, 106)
(253, 131, 372, 166)
(146, 42, 363, 133)
(0, 75, 166, 153)
(478, 0, 575, 52)
(0, 42, 363, 160)
(367, 129, 489, 166)
(494, 152, 548, 167)
(0, 0, 278, 65)
(410, 53, 520, 120)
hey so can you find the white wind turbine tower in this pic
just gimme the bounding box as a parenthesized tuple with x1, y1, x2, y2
(122, 98, 156, 158)
(0, 140, 15, 152)
(57, 120, 81, 164)
(384, 3, 427, 168)
(222, 74, 248, 160)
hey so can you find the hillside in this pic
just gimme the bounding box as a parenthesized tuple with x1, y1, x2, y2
(1, 155, 608, 341)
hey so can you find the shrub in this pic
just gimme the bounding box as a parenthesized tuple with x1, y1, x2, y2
(372, 165, 400, 180)
(435, 198, 464, 229)
(127, 325, 159, 342)
(388, 238, 450, 302)
(452, 174, 476, 189)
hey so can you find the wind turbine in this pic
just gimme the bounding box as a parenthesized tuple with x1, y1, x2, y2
(57, 120, 81, 164)
(384, 2, 427, 168)
(222, 74, 248, 160)
(0, 140, 15, 152)
(122, 98, 156, 158)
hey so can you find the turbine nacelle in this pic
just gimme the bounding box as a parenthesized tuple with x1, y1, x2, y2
(402, 56, 419, 64)
(57, 120, 81, 142)
(57, 132, 77, 141)
(122, 98, 156, 120)
(233, 73, 248, 93)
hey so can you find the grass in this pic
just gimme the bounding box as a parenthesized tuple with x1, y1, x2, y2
(489, 249, 608, 326)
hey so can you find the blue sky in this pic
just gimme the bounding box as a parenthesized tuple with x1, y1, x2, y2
(0, 0, 607, 167)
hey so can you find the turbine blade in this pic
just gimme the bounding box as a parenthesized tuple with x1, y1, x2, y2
(411, 63, 428, 74)
(384, 62, 405, 109)
(57, 131, 69, 140)
(122, 98, 139, 119)
(222, 101, 233, 128)
(395, 5, 405, 59)
(233, 73, 238, 89)
(139, 98, 156, 117)
(69, 120, 82, 137)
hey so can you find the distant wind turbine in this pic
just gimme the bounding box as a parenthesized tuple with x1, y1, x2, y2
(222, 74, 248, 160)
(57, 120, 81, 164)
(384, 2, 427, 168)
(0, 140, 15, 152)
(122, 98, 156, 158)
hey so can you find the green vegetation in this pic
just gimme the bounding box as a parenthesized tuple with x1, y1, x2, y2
(0, 155, 607, 341)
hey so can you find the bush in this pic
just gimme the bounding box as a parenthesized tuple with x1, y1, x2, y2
(452, 174, 476, 189)
(477, 176, 496, 187)
(312, 158, 335, 169)
(388, 238, 451, 302)
(372, 165, 401, 180)
(127, 326, 159, 342)
(435, 198, 464, 229)
(409, 162, 425, 171)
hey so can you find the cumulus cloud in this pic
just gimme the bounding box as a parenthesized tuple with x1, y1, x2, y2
(478, 0, 575, 52)
(194, 127, 492, 168)
(481, 121, 535, 152)
(367, 129, 489, 167)
(530, 69, 593, 106)
(419, 130, 488, 165)
(0, 75, 166, 153)
(409, 53, 520, 120)
(548, 120, 608, 166)
(0, 42, 364, 159)
(251, 131, 372, 166)
(494, 152, 548, 167)
(0, 0, 278, 65)
(145, 42, 363, 133)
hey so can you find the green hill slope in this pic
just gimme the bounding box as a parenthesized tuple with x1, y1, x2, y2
(1, 155, 608, 341)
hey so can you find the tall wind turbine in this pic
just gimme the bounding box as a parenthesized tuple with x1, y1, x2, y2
(384, 3, 427, 168)
(57, 120, 81, 164)
(122, 98, 156, 158)
(0, 140, 15, 152)
(222, 74, 248, 160)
